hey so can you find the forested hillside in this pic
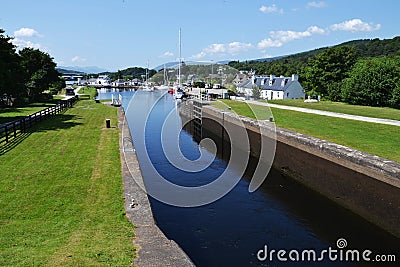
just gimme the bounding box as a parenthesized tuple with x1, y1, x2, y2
(228, 36, 400, 108)
(99, 67, 157, 81)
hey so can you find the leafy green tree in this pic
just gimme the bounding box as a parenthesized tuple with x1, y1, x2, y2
(252, 85, 261, 99)
(19, 48, 60, 100)
(304, 46, 356, 99)
(49, 77, 66, 95)
(117, 70, 123, 79)
(389, 85, 400, 108)
(0, 29, 24, 104)
(326, 82, 342, 102)
(341, 57, 400, 107)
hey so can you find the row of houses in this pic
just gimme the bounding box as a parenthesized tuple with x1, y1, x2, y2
(62, 72, 306, 100)
(236, 74, 305, 100)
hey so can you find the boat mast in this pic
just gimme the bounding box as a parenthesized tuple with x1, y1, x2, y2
(178, 28, 182, 89)
(163, 64, 166, 85)
(144, 60, 148, 85)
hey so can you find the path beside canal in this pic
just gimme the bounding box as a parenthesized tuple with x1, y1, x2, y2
(245, 100, 400, 126)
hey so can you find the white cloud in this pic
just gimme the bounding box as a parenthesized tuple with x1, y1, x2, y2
(307, 25, 326, 34)
(259, 4, 283, 14)
(12, 38, 44, 50)
(330, 19, 381, 32)
(258, 26, 326, 49)
(14, 27, 42, 38)
(160, 51, 174, 58)
(191, 51, 207, 60)
(227, 42, 253, 54)
(12, 28, 46, 51)
(270, 30, 311, 43)
(204, 43, 227, 54)
(257, 38, 283, 49)
(307, 1, 326, 8)
(192, 42, 253, 59)
(71, 56, 86, 63)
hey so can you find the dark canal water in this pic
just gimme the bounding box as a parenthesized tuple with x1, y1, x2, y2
(99, 90, 399, 267)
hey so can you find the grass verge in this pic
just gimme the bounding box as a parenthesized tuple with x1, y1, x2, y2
(267, 99, 400, 121)
(0, 100, 135, 266)
(0, 101, 59, 124)
(214, 100, 400, 162)
(78, 87, 98, 99)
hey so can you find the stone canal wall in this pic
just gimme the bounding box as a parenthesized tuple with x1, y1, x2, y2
(193, 103, 400, 238)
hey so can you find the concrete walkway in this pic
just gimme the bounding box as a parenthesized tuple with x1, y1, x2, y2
(245, 100, 400, 127)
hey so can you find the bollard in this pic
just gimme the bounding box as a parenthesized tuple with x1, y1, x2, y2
(106, 119, 111, 128)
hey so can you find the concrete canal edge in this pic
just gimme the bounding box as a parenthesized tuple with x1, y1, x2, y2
(201, 105, 400, 238)
(117, 108, 195, 267)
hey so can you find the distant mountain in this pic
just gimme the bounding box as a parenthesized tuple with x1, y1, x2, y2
(57, 66, 109, 74)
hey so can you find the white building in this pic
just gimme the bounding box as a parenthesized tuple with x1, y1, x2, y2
(237, 74, 305, 100)
(112, 79, 128, 87)
(89, 75, 111, 86)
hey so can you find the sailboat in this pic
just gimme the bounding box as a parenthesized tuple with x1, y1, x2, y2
(173, 28, 186, 99)
(142, 60, 154, 91)
(157, 64, 170, 90)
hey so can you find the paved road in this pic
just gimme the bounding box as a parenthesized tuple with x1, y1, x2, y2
(245, 100, 400, 127)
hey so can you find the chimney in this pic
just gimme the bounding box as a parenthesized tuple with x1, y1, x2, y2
(292, 74, 298, 81)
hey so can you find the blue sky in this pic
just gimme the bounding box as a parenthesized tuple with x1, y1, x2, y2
(1, 0, 399, 71)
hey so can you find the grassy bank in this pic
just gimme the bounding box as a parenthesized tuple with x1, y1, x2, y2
(267, 99, 400, 121)
(214, 100, 400, 162)
(0, 100, 135, 266)
(78, 87, 98, 99)
(0, 101, 58, 124)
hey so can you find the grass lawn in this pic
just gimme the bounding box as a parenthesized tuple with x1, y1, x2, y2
(266, 99, 400, 121)
(0, 100, 135, 266)
(78, 87, 98, 99)
(214, 100, 400, 162)
(0, 100, 59, 125)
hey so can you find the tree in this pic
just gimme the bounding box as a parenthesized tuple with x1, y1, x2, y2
(389, 85, 400, 109)
(49, 77, 66, 95)
(0, 29, 24, 105)
(341, 57, 400, 107)
(252, 85, 261, 99)
(19, 48, 60, 100)
(304, 46, 356, 99)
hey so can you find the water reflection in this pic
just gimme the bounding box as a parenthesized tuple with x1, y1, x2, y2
(99, 90, 399, 266)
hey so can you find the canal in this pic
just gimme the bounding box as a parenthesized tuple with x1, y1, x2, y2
(99, 90, 399, 266)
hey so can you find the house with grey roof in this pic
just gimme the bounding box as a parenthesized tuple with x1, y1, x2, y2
(237, 74, 305, 100)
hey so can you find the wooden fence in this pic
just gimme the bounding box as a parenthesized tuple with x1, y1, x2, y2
(0, 97, 77, 145)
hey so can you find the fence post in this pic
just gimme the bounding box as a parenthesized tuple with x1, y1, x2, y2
(22, 118, 25, 133)
(13, 122, 16, 138)
(4, 124, 8, 143)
